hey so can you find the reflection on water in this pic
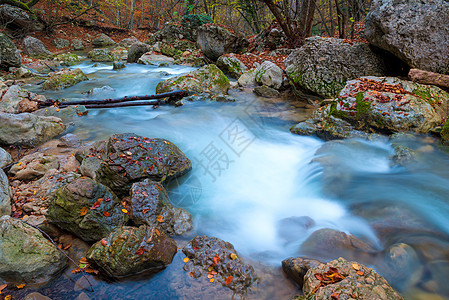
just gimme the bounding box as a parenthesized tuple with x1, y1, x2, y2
(17, 61, 449, 299)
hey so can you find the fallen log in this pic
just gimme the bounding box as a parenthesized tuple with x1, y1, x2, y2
(408, 69, 449, 92)
(63, 100, 166, 109)
(38, 90, 188, 108)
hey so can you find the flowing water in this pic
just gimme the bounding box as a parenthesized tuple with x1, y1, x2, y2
(18, 60, 449, 299)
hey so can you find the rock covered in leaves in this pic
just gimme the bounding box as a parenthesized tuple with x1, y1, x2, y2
(284, 36, 386, 98)
(197, 24, 249, 61)
(0, 33, 21, 68)
(130, 179, 192, 235)
(255, 60, 283, 90)
(48, 178, 128, 242)
(182, 235, 258, 294)
(365, 0, 449, 75)
(42, 68, 88, 90)
(76, 133, 191, 195)
(0, 215, 67, 284)
(216, 54, 248, 79)
(302, 257, 403, 300)
(86, 225, 177, 277)
(9, 152, 59, 181)
(319, 77, 449, 134)
(0, 112, 65, 147)
(156, 64, 229, 95)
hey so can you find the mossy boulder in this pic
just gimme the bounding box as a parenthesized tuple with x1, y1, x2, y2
(86, 225, 177, 277)
(87, 48, 118, 62)
(76, 133, 191, 195)
(0, 215, 67, 284)
(55, 52, 80, 66)
(319, 77, 449, 134)
(48, 178, 128, 242)
(42, 68, 88, 90)
(255, 60, 283, 90)
(160, 43, 182, 59)
(216, 54, 247, 79)
(156, 64, 229, 95)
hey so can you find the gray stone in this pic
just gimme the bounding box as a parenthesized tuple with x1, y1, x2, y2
(0, 169, 11, 217)
(87, 86, 115, 97)
(0, 112, 65, 147)
(24, 292, 52, 300)
(51, 38, 69, 49)
(216, 54, 247, 79)
(71, 39, 84, 50)
(137, 52, 174, 66)
(22, 36, 51, 58)
(255, 61, 283, 90)
(284, 36, 386, 97)
(0, 33, 21, 68)
(127, 42, 151, 63)
(112, 61, 125, 70)
(365, 0, 449, 75)
(197, 24, 249, 61)
(0, 215, 67, 284)
(87, 48, 118, 62)
(119, 36, 139, 47)
(54, 52, 80, 66)
(92, 33, 116, 47)
(253, 85, 279, 98)
(42, 68, 88, 90)
(9, 152, 59, 181)
(282, 257, 322, 288)
(238, 69, 256, 87)
(0, 147, 12, 168)
(0, 4, 44, 32)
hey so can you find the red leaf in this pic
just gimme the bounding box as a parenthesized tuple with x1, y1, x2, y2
(100, 239, 108, 247)
(225, 276, 233, 285)
(136, 248, 146, 255)
(103, 211, 110, 217)
(213, 254, 219, 265)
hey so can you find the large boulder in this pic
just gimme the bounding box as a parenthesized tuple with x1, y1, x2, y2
(284, 36, 386, 98)
(0, 215, 67, 284)
(0, 112, 65, 147)
(365, 0, 449, 75)
(119, 36, 139, 47)
(71, 39, 84, 50)
(129, 179, 192, 235)
(319, 77, 449, 134)
(51, 38, 69, 49)
(137, 52, 174, 66)
(156, 64, 229, 95)
(0, 169, 10, 216)
(216, 54, 247, 79)
(76, 133, 191, 195)
(0, 85, 45, 114)
(282, 257, 323, 288)
(255, 60, 283, 90)
(301, 257, 403, 299)
(87, 225, 177, 277)
(0, 33, 21, 68)
(87, 48, 119, 62)
(92, 33, 116, 47)
(0, 4, 43, 32)
(54, 52, 80, 66)
(127, 42, 151, 63)
(182, 235, 259, 294)
(42, 68, 88, 90)
(22, 36, 52, 58)
(48, 178, 128, 242)
(197, 24, 249, 61)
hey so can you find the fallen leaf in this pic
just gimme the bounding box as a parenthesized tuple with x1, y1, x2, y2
(121, 209, 128, 214)
(156, 215, 164, 223)
(79, 257, 88, 264)
(356, 271, 364, 276)
(72, 268, 81, 274)
(142, 208, 149, 214)
(230, 253, 237, 260)
(0, 284, 6, 293)
(100, 239, 108, 246)
(155, 229, 161, 236)
(183, 257, 190, 263)
(225, 276, 233, 285)
(190, 272, 194, 277)
(136, 248, 146, 255)
(5, 295, 11, 300)
(352, 263, 360, 270)
(103, 211, 110, 217)
(84, 268, 99, 275)
(207, 274, 214, 279)
(213, 254, 219, 265)
(63, 243, 72, 250)
(80, 207, 88, 216)
(209, 278, 214, 283)
(208, 266, 213, 272)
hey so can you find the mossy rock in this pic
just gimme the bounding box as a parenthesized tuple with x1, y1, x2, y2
(42, 68, 88, 90)
(216, 54, 247, 79)
(156, 64, 229, 95)
(160, 43, 183, 59)
(87, 48, 119, 62)
(55, 52, 80, 66)
(48, 178, 128, 242)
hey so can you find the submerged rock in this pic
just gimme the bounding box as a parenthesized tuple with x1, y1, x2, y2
(302, 257, 403, 299)
(130, 179, 193, 235)
(0, 215, 67, 284)
(48, 178, 128, 242)
(182, 235, 258, 294)
(284, 36, 386, 98)
(0, 112, 65, 147)
(42, 68, 88, 90)
(156, 64, 229, 95)
(87, 225, 177, 277)
(76, 133, 191, 195)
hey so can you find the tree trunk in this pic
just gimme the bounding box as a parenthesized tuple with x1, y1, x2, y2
(409, 69, 449, 92)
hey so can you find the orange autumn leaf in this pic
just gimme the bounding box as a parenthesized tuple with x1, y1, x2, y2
(213, 254, 219, 265)
(5, 295, 11, 300)
(136, 247, 146, 255)
(80, 207, 88, 216)
(0, 284, 7, 292)
(156, 215, 164, 223)
(121, 208, 128, 214)
(155, 228, 161, 236)
(225, 276, 233, 285)
(100, 239, 108, 246)
(16, 284, 25, 289)
(72, 268, 81, 274)
(356, 271, 364, 276)
(103, 211, 111, 217)
(207, 274, 214, 279)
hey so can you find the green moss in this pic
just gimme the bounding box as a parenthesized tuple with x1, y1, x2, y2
(412, 87, 438, 105)
(441, 118, 449, 141)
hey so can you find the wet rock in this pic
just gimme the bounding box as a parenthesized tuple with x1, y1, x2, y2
(238, 69, 256, 87)
(13, 66, 34, 79)
(0, 147, 12, 168)
(86, 85, 115, 97)
(366, 0, 449, 75)
(58, 133, 81, 148)
(216, 54, 247, 79)
(300, 228, 378, 261)
(127, 42, 151, 63)
(48, 178, 128, 242)
(156, 64, 229, 95)
(282, 257, 322, 288)
(0, 215, 67, 284)
(119, 36, 139, 47)
(391, 145, 416, 166)
(182, 235, 258, 294)
(87, 224, 177, 277)
(130, 179, 192, 235)
(54, 52, 80, 66)
(76, 133, 191, 195)
(319, 77, 449, 134)
(383, 243, 420, 289)
(0, 112, 65, 147)
(17, 98, 38, 113)
(277, 216, 315, 244)
(87, 48, 118, 62)
(23, 36, 52, 58)
(42, 68, 88, 90)
(0, 33, 21, 68)
(33, 105, 87, 123)
(302, 257, 403, 299)
(10, 152, 59, 181)
(112, 61, 125, 70)
(0, 169, 11, 216)
(137, 52, 174, 66)
(197, 24, 249, 61)
(92, 33, 116, 47)
(24, 292, 52, 300)
(182, 93, 235, 102)
(253, 85, 280, 98)
(71, 39, 84, 50)
(51, 38, 69, 49)
(284, 36, 386, 97)
(0, 85, 43, 114)
(255, 61, 283, 90)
